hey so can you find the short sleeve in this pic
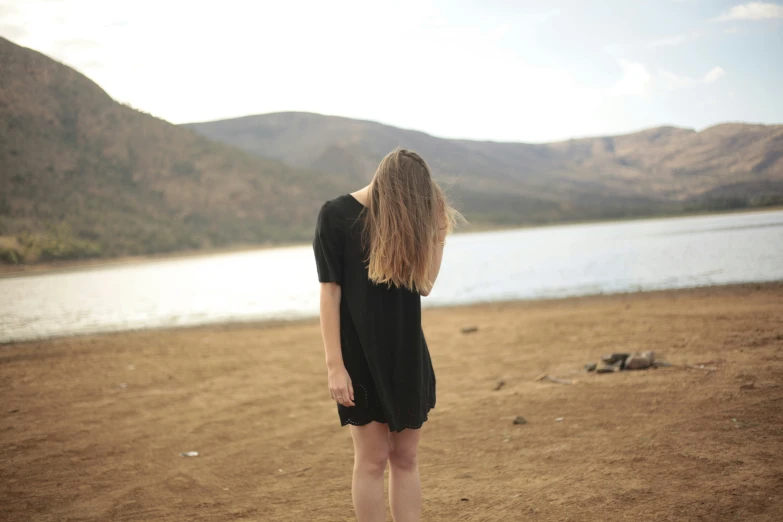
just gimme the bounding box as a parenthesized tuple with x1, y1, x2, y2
(313, 200, 344, 284)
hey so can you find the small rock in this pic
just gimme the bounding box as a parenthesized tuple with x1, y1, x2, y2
(601, 353, 630, 364)
(461, 326, 478, 334)
(494, 380, 506, 391)
(740, 383, 755, 390)
(513, 416, 528, 425)
(611, 359, 625, 370)
(625, 351, 655, 370)
(555, 417, 564, 422)
(118, 383, 128, 389)
(584, 363, 597, 372)
(652, 360, 672, 368)
(7, 408, 19, 413)
(596, 365, 616, 374)
(179, 451, 199, 457)
(457, 473, 472, 479)
(460, 498, 469, 502)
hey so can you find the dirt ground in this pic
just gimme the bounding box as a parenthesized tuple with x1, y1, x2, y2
(1, 283, 782, 521)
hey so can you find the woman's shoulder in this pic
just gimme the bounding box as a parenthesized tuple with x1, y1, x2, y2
(319, 194, 362, 220)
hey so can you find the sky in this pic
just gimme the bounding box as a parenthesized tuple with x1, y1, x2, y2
(0, 0, 781, 142)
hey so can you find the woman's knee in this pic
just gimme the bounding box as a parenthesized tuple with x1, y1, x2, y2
(351, 423, 391, 476)
(355, 445, 389, 475)
(389, 438, 419, 471)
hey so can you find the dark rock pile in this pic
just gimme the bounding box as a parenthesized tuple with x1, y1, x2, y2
(585, 351, 670, 373)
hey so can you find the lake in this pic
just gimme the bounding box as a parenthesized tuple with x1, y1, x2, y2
(1, 209, 782, 343)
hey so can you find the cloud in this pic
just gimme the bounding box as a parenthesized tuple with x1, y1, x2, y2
(646, 32, 699, 49)
(532, 8, 562, 23)
(724, 26, 739, 32)
(704, 66, 726, 83)
(713, 2, 783, 21)
(659, 66, 725, 89)
(610, 59, 652, 97)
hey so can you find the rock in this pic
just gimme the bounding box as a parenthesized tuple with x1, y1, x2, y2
(460, 498, 469, 502)
(601, 353, 630, 364)
(611, 359, 625, 370)
(461, 326, 478, 334)
(652, 360, 672, 368)
(625, 351, 656, 370)
(7, 408, 19, 413)
(596, 365, 616, 374)
(495, 380, 506, 391)
(179, 451, 199, 457)
(584, 363, 597, 372)
(740, 383, 755, 390)
(555, 417, 564, 422)
(513, 416, 528, 425)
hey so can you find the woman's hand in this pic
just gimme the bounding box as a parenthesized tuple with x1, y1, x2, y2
(328, 365, 355, 407)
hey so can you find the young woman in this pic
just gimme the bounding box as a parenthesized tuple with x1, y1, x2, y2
(313, 148, 459, 522)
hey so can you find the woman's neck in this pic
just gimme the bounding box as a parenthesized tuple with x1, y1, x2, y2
(350, 184, 372, 207)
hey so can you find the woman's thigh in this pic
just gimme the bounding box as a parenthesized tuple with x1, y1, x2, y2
(349, 422, 391, 465)
(389, 427, 421, 466)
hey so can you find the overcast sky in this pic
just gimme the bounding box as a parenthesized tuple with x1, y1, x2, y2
(1, 0, 781, 142)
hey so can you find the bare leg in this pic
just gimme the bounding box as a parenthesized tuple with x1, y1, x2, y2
(388, 427, 422, 522)
(349, 422, 390, 522)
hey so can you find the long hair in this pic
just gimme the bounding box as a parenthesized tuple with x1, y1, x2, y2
(363, 148, 461, 293)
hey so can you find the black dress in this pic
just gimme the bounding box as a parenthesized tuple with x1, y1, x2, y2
(313, 194, 436, 432)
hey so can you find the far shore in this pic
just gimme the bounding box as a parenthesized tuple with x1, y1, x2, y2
(2, 205, 781, 279)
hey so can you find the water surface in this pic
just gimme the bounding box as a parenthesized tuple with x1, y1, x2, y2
(2, 210, 781, 343)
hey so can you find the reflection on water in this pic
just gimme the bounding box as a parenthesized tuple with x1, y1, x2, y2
(2, 209, 782, 343)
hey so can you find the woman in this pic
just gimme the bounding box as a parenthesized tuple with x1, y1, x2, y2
(313, 148, 459, 522)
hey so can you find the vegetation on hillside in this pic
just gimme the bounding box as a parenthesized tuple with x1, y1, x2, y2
(0, 38, 346, 265)
(2, 37, 781, 266)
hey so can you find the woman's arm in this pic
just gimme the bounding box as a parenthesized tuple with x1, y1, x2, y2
(319, 282, 354, 406)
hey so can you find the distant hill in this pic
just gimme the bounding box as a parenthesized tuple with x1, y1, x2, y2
(2, 36, 782, 266)
(186, 113, 783, 224)
(0, 38, 345, 264)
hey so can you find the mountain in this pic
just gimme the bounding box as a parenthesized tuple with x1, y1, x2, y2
(2, 35, 782, 267)
(0, 38, 346, 264)
(186, 113, 783, 224)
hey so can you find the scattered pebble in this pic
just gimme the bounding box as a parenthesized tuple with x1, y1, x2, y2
(179, 451, 199, 457)
(460, 498, 469, 502)
(461, 326, 478, 334)
(555, 417, 564, 422)
(7, 408, 19, 413)
(513, 416, 528, 425)
(118, 383, 128, 389)
(494, 380, 506, 391)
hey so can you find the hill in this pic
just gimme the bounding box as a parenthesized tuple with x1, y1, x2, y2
(2, 35, 782, 266)
(186, 113, 783, 224)
(0, 38, 345, 264)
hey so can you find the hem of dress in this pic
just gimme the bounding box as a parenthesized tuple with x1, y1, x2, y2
(340, 405, 434, 432)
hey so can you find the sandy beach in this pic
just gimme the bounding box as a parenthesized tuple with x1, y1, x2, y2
(1, 283, 782, 521)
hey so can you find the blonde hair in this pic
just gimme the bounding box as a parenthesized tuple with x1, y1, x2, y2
(363, 149, 461, 293)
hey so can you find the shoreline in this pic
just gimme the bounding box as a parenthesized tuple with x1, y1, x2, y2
(1, 205, 781, 279)
(3, 281, 780, 347)
(2, 282, 781, 521)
